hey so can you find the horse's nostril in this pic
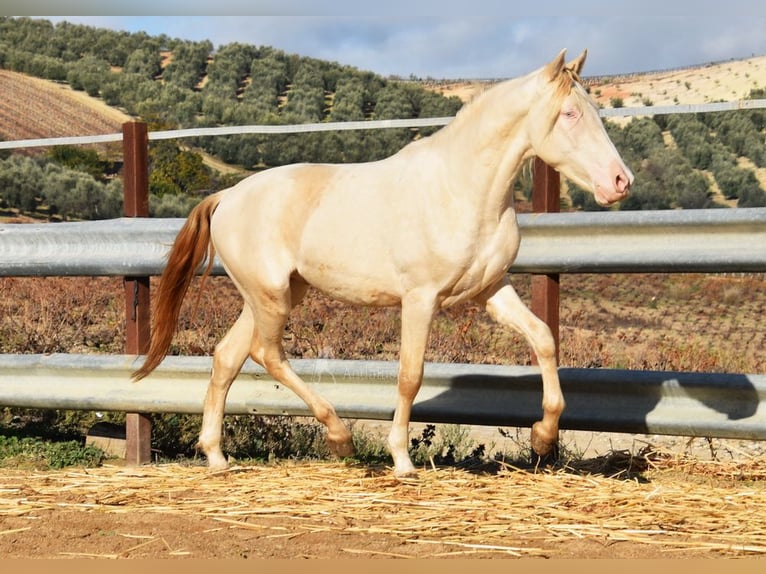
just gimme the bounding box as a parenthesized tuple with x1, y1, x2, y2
(616, 173, 630, 194)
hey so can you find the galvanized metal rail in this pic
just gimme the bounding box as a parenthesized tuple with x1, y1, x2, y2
(0, 354, 764, 440)
(2, 208, 765, 277)
(1, 209, 765, 440)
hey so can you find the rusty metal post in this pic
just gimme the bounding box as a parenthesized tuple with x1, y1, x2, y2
(531, 158, 560, 364)
(122, 121, 152, 465)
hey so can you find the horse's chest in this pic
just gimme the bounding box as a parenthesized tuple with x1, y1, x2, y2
(445, 215, 520, 303)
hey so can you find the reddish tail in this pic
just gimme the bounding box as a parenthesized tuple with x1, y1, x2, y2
(132, 192, 222, 380)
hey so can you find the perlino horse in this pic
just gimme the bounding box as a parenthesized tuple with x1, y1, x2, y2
(133, 49, 633, 477)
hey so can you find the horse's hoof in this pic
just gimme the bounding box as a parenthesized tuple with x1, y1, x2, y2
(327, 435, 355, 458)
(207, 459, 230, 472)
(530, 443, 559, 469)
(530, 423, 559, 468)
(198, 443, 229, 471)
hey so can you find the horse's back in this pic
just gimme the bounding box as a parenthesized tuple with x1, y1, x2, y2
(209, 162, 407, 303)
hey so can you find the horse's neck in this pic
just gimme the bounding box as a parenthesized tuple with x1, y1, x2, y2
(429, 75, 536, 215)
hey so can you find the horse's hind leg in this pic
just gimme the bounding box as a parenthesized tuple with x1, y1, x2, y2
(198, 305, 255, 470)
(249, 283, 354, 459)
(476, 278, 564, 460)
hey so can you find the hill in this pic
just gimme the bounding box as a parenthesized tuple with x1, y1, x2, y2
(0, 69, 131, 143)
(3, 52, 764, 170)
(0, 15, 764, 211)
(428, 55, 766, 107)
(7, 52, 764, 145)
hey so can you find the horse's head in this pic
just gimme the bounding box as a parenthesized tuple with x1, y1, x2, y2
(527, 49, 633, 206)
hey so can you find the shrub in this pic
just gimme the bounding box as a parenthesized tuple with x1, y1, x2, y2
(0, 435, 106, 469)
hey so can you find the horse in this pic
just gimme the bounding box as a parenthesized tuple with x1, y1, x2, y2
(133, 49, 633, 477)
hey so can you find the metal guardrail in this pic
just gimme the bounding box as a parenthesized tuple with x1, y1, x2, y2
(517, 208, 766, 273)
(599, 98, 766, 118)
(2, 208, 765, 277)
(1, 354, 764, 440)
(1, 209, 765, 440)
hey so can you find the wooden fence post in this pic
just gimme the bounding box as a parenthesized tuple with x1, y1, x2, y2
(531, 158, 560, 365)
(122, 121, 152, 465)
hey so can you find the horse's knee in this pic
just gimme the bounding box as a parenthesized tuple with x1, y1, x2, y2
(251, 336, 286, 372)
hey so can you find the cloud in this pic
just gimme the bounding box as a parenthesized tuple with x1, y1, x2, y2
(38, 15, 766, 80)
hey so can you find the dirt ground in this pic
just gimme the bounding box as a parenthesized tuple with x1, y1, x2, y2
(0, 508, 681, 559)
(0, 507, 663, 560)
(2, 440, 766, 560)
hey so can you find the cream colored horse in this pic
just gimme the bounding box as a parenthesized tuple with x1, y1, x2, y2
(134, 49, 633, 477)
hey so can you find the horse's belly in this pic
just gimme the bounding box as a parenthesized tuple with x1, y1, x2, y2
(299, 263, 401, 306)
(297, 234, 402, 306)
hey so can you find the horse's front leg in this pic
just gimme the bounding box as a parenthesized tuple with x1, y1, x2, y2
(388, 291, 437, 478)
(476, 277, 564, 460)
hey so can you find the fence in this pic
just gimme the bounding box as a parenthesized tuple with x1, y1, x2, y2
(1, 106, 766, 463)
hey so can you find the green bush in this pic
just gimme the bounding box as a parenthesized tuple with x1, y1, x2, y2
(0, 435, 106, 469)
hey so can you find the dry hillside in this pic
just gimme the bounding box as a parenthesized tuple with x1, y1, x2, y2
(0, 69, 131, 144)
(427, 54, 766, 106)
(588, 55, 766, 108)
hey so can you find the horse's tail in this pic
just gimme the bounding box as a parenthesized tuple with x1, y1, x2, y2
(132, 192, 223, 381)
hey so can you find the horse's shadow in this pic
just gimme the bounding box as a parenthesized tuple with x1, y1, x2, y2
(349, 450, 655, 483)
(404, 367, 762, 480)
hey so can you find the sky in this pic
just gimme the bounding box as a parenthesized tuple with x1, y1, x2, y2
(14, 3, 766, 80)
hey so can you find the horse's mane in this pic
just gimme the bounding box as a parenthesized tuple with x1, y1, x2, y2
(445, 62, 585, 139)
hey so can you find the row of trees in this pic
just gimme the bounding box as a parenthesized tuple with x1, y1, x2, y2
(0, 150, 229, 220)
(659, 107, 766, 207)
(0, 155, 123, 220)
(1, 16, 765, 215)
(0, 17, 463, 170)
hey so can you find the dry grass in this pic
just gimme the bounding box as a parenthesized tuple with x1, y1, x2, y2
(1, 273, 764, 375)
(1, 452, 765, 557)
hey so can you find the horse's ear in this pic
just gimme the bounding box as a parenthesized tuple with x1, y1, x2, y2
(544, 49, 567, 81)
(567, 49, 587, 76)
